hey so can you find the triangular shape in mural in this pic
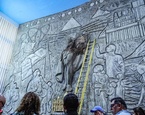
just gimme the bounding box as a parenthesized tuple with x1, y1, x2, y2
(62, 17, 81, 31)
(92, 8, 109, 18)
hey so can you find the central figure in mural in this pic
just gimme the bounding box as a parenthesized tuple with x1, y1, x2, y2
(56, 34, 88, 92)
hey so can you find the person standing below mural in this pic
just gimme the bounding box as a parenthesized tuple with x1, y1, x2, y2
(11, 92, 40, 115)
(110, 97, 131, 115)
(90, 106, 106, 115)
(55, 34, 87, 92)
(95, 44, 125, 97)
(133, 107, 145, 115)
(63, 93, 79, 115)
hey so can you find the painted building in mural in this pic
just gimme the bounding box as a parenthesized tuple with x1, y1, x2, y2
(3, 0, 145, 114)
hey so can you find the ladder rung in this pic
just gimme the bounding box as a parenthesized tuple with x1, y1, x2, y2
(84, 64, 89, 66)
(84, 60, 89, 62)
(84, 60, 89, 63)
(78, 83, 84, 86)
(88, 44, 93, 46)
(83, 65, 88, 67)
(89, 41, 94, 43)
(84, 59, 89, 62)
(80, 75, 85, 77)
(88, 46, 92, 49)
(81, 71, 86, 73)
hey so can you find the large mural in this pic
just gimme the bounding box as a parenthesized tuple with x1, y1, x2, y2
(2, 0, 145, 115)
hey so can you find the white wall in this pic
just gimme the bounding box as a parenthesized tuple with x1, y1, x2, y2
(0, 13, 18, 93)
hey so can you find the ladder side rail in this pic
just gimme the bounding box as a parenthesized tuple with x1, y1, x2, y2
(78, 39, 96, 115)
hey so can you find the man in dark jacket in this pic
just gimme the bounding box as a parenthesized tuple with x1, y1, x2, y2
(63, 93, 79, 115)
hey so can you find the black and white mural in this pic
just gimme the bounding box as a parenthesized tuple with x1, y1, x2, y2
(3, 0, 145, 114)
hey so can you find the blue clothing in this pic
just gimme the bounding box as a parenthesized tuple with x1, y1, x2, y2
(116, 110, 131, 115)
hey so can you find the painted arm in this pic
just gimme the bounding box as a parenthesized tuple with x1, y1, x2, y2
(95, 44, 105, 59)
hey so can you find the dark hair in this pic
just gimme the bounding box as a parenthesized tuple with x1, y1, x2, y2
(133, 107, 145, 115)
(16, 92, 40, 115)
(63, 93, 79, 112)
(111, 97, 127, 109)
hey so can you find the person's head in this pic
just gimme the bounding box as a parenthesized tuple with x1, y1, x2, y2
(133, 107, 145, 115)
(93, 65, 104, 73)
(106, 44, 116, 53)
(63, 93, 79, 113)
(33, 69, 41, 77)
(90, 106, 104, 115)
(110, 97, 127, 115)
(16, 92, 40, 115)
(0, 95, 6, 110)
(75, 35, 87, 52)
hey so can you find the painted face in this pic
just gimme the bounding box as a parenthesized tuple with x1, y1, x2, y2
(94, 65, 103, 73)
(106, 45, 115, 53)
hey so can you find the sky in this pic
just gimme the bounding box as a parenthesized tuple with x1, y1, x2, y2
(0, 0, 90, 24)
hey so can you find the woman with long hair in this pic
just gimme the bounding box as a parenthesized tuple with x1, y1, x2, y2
(133, 107, 145, 115)
(11, 92, 40, 115)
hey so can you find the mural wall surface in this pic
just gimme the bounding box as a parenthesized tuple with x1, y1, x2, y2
(3, 0, 145, 114)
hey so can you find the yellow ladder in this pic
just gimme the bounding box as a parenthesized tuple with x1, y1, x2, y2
(75, 39, 96, 115)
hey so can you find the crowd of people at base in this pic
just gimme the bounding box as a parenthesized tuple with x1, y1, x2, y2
(0, 92, 145, 115)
